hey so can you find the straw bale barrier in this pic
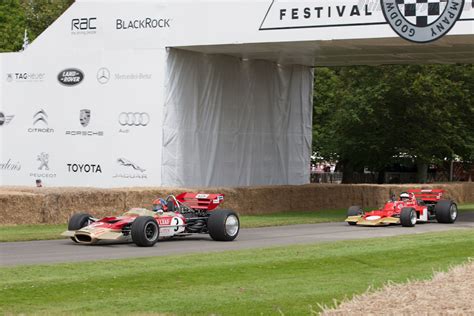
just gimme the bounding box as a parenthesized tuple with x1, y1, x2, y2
(321, 260, 474, 315)
(0, 182, 472, 225)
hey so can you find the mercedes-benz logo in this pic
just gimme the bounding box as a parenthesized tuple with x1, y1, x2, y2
(118, 112, 150, 126)
(97, 67, 110, 84)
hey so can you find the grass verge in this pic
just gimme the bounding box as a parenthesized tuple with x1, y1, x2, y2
(1, 230, 473, 315)
(1, 204, 472, 243)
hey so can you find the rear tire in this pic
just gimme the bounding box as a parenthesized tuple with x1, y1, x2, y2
(435, 200, 458, 223)
(131, 216, 160, 247)
(400, 207, 416, 227)
(347, 206, 363, 225)
(68, 213, 92, 230)
(208, 210, 240, 241)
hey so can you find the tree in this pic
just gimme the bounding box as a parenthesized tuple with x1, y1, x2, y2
(313, 65, 474, 183)
(0, 0, 73, 52)
(0, 0, 26, 52)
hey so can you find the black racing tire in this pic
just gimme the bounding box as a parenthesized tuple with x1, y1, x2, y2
(68, 213, 92, 230)
(347, 206, 363, 225)
(131, 216, 160, 247)
(400, 207, 417, 227)
(435, 200, 458, 224)
(208, 209, 240, 241)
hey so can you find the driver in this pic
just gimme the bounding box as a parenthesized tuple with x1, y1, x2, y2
(152, 198, 167, 212)
(399, 192, 411, 202)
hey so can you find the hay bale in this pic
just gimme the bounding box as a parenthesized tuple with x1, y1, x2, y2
(321, 261, 474, 315)
(0, 183, 472, 225)
(0, 191, 45, 225)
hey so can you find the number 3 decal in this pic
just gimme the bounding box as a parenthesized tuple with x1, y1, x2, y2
(173, 218, 179, 232)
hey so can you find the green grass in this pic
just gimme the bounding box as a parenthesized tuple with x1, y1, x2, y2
(241, 209, 347, 228)
(1, 204, 472, 242)
(1, 230, 473, 315)
(0, 224, 68, 242)
(459, 203, 474, 212)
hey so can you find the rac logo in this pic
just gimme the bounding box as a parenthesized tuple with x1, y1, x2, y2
(71, 17, 97, 31)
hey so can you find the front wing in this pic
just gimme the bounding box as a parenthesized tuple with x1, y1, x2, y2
(61, 227, 129, 244)
(345, 215, 400, 226)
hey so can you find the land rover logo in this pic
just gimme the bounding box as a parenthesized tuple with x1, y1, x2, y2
(381, 0, 464, 43)
(58, 68, 84, 86)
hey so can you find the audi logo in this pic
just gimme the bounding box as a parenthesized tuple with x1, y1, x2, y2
(118, 112, 150, 126)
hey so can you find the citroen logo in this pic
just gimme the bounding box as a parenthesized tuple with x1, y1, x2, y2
(33, 109, 48, 125)
(97, 67, 110, 84)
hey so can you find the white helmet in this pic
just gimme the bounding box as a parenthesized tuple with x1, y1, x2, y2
(400, 192, 410, 200)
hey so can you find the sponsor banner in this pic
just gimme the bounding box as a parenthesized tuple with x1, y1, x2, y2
(0, 49, 165, 187)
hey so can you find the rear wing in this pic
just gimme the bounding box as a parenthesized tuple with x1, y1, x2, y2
(407, 189, 444, 203)
(176, 193, 224, 211)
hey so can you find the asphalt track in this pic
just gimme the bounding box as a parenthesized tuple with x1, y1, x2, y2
(1, 213, 473, 267)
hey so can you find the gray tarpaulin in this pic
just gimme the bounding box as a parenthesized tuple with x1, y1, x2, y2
(162, 49, 313, 187)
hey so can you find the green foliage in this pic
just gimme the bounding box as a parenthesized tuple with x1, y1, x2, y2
(1, 230, 473, 314)
(313, 65, 474, 181)
(0, 0, 26, 52)
(0, 0, 73, 52)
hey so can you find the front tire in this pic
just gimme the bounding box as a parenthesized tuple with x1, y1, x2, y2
(435, 200, 458, 223)
(347, 206, 363, 225)
(68, 213, 92, 230)
(208, 210, 240, 241)
(400, 207, 417, 227)
(131, 216, 160, 247)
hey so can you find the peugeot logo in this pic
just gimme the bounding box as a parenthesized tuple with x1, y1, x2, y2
(118, 112, 150, 126)
(97, 67, 110, 84)
(37, 152, 49, 171)
(33, 109, 48, 125)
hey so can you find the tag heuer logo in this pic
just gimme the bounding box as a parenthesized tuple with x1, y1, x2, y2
(80, 109, 91, 127)
(381, 0, 464, 43)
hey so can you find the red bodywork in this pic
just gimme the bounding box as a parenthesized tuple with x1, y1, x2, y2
(346, 189, 446, 226)
(362, 189, 443, 221)
(65, 193, 226, 243)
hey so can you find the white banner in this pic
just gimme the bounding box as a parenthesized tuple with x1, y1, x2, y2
(0, 49, 166, 187)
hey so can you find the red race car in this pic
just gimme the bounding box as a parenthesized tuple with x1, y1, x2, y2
(345, 189, 458, 227)
(62, 193, 240, 246)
